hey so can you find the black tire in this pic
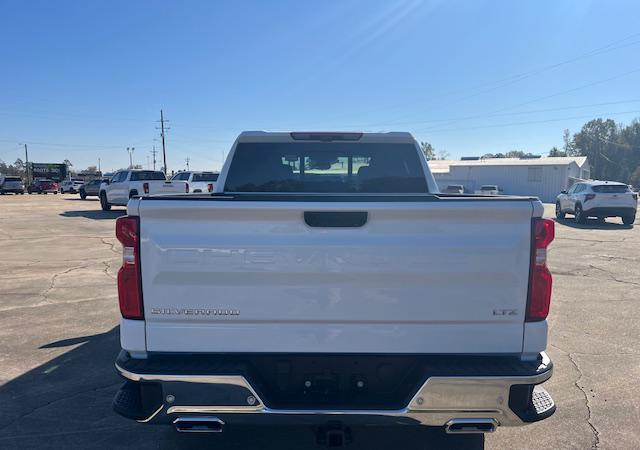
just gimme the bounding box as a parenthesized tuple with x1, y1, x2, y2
(100, 192, 111, 211)
(574, 204, 586, 224)
(555, 202, 565, 220)
(80, 190, 87, 200)
(53, 191, 58, 195)
(622, 215, 635, 225)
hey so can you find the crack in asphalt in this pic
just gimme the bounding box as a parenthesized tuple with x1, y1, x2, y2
(567, 353, 601, 450)
(40, 265, 90, 305)
(100, 237, 120, 255)
(101, 261, 116, 280)
(553, 265, 640, 287)
(587, 264, 640, 287)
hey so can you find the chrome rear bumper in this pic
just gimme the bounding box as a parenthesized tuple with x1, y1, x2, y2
(114, 352, 554, 428)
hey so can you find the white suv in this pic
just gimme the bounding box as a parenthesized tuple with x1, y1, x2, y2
(60, 179, 84, 194)
(171, 171, 219, 193)
(556, 180, 637, 225)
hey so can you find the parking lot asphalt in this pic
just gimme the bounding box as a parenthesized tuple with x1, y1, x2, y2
(0, 194, 638, 449)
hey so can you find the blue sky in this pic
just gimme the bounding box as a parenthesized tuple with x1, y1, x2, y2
(1, 0, 640, 173)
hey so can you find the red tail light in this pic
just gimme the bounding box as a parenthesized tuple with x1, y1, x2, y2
(526, 218, 555, 321)
(143, 182, 149, 194)
(207, 183, 214, 192)
(115, 216, 143, 319)
(185, 183, 190, 193)
(585, 193, 596, 202)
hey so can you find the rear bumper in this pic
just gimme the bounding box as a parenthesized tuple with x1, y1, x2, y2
(583, 206, 636, 217)
(113, 351, 555, 429)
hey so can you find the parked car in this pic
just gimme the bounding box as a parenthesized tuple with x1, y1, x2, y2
(0, 176, 25, 194)
(442, 184, 464, 194)
(113, 131, 556, 440)
(171, 171, 220, 193)
(475, 184, 501, 195)
(99, 169, 188, 210)
(556, 180, 637, 225)
(27, 179, 59, 194)
(78, 179, 104, 199)
(60, 179, 84, 194)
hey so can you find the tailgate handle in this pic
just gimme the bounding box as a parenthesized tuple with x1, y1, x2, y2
(304, 211, 368, 228)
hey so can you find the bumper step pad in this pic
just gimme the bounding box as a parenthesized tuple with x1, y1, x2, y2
(531, 386, 555, 418)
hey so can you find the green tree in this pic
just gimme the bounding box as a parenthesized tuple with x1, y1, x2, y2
(563, 129, 579, 156)
(573, 119, 621, 181)
(630, 166, 640, 190)
(436, 149, 450, 160)
(420, 141, 435, 160)
(548, 147, 566, 157)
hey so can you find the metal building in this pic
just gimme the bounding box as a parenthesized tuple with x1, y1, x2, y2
(429, 156, 590, 203)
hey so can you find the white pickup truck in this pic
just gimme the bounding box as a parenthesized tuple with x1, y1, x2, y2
(99, 169, 188, 210)
(112, 132, 555, 444)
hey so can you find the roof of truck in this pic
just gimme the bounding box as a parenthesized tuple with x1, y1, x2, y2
(237, 131, 416, 144)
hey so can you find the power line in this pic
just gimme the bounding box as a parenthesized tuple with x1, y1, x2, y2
(417, 109, 640, 134)
(373, 99, 640, 128)
(313, 32, 640, 126)
(127, 147, 135, 169)
(371, 68, 640, 132)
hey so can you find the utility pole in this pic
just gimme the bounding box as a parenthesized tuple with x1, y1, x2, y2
(24, 144, 30, 184)
(98, 157, 101, 173)
(160, 109, 168, 175)
(150, 146, 158, 170)
(185, 157, 190, 170)
(127, 147, 135, 169)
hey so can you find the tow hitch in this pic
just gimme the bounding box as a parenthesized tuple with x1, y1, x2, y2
(315, 421, 353, 447)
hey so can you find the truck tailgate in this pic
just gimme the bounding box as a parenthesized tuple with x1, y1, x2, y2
(148, 181, 186, 195)
(137, 198, 536, 354)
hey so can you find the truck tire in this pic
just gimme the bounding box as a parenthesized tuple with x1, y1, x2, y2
(100, 192, 111, 211)
(555, 202, 565, 220)
(574, 204, 586, 224)
(80, 190, 87, 200)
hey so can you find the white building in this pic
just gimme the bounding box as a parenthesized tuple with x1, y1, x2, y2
(429, 156, 590, 203)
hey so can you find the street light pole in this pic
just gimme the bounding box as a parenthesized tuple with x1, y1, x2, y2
(24, 143, 30, 184)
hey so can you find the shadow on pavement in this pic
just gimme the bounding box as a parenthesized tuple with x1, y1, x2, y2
(64, 197, 99, 201)
(0, 327, 483, 449)
(59, 210, 126, 220)
(555, 217, 634, 230)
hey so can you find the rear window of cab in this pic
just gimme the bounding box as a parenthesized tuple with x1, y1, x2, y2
(592, 185, 630, 193)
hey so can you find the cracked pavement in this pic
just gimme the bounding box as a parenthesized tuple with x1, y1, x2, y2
(1, 195, 638, 449)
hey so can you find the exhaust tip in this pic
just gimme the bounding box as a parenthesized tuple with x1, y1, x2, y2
(445, 418, 497, 434)
(173, 416, 224, 433)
